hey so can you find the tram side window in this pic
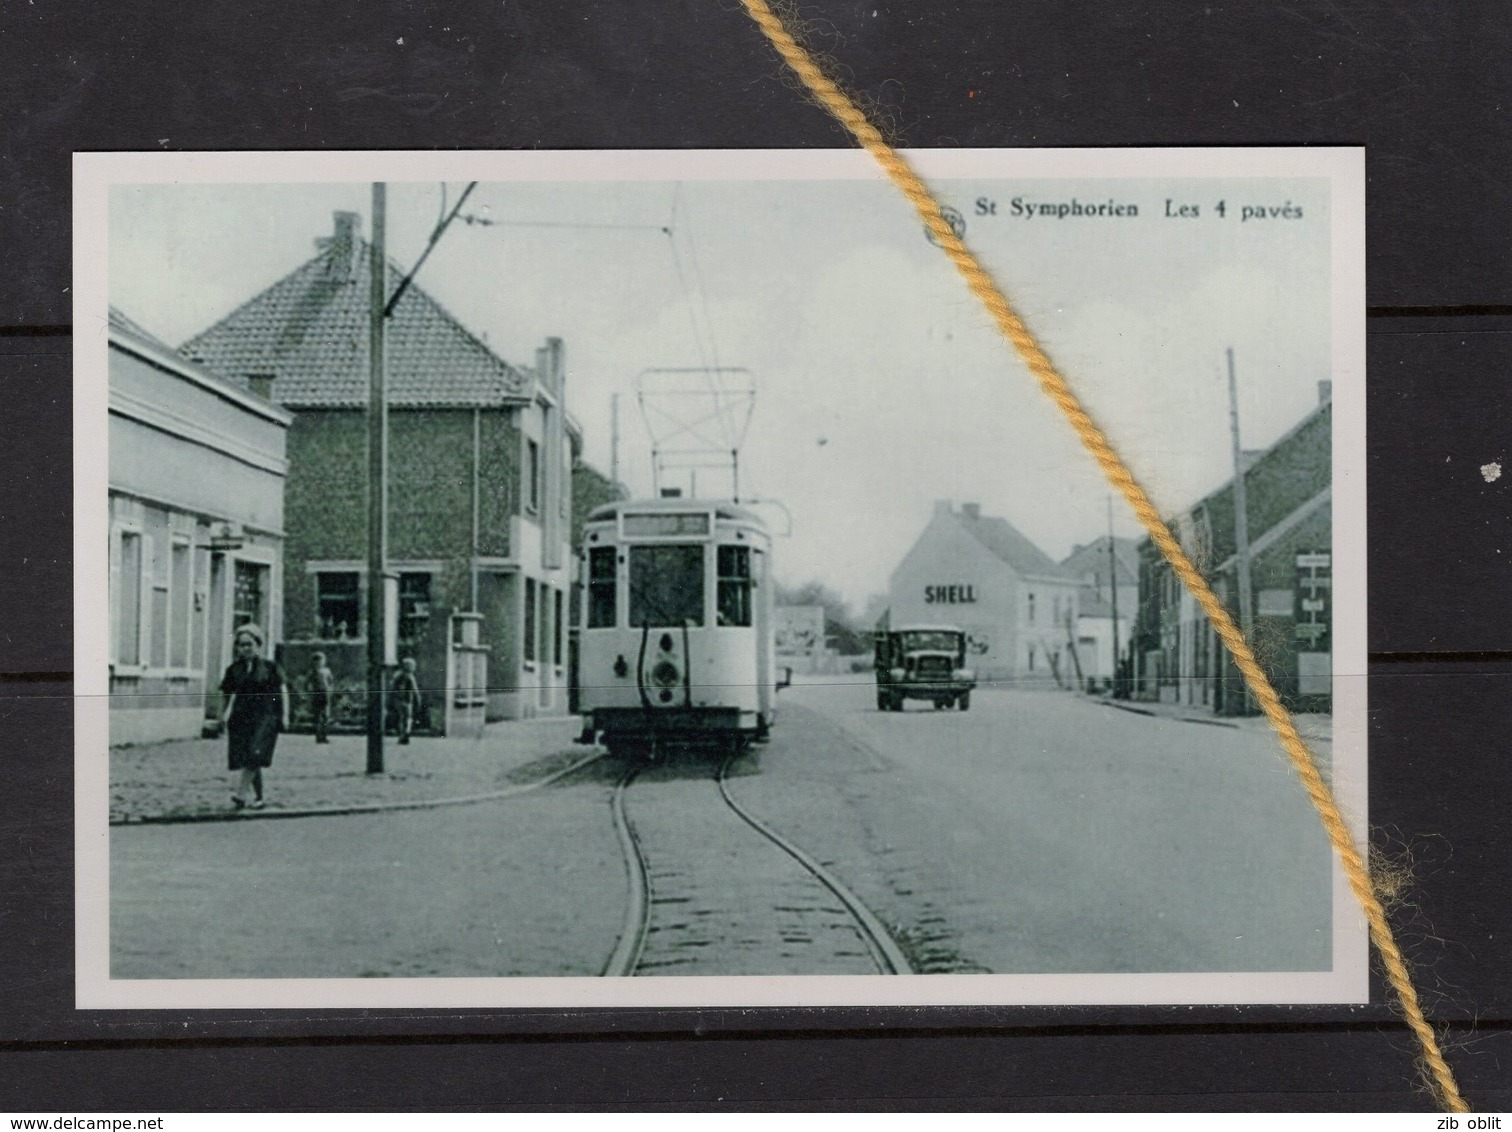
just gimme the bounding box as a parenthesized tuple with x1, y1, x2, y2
(716, 545, 752, 627)
(629, 544, 705, 628)
(588, 547, 616, 628)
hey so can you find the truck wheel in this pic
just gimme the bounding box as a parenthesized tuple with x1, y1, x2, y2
(934, 699, 947, 710)
(876, 690, 889, 712)
(958, 693, 971, 711)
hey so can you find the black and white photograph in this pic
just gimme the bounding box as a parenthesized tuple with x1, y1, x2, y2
(75, 148, 1366, 1009)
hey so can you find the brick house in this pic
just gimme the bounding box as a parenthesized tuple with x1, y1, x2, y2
(108, 307, 291, 744)
(1131, 388, 1332, 715)
(181, 211, 579, 728)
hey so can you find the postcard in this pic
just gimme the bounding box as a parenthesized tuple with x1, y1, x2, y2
(75, 147, 1366, 1008)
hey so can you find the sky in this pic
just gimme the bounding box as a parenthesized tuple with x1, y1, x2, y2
(108, 169, 1333, 613)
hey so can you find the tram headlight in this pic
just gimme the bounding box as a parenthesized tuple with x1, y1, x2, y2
(889, 668, 904, 681)
(954, 668, 975, 682)
(651, 659, 681, 688)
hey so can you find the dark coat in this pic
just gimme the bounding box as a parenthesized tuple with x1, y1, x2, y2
(220, 657, 286, 770)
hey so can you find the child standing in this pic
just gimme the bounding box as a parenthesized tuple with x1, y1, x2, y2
(392, 657, 421, 745)
(309, 651, 334, 743)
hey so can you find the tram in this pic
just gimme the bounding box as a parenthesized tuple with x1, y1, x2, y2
(575, 497, 780, 756)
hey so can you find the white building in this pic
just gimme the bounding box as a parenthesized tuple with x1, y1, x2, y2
(888, 501, 1081, 686)
(108, 308, 291, 745)
(1060, 536, 1140, 685)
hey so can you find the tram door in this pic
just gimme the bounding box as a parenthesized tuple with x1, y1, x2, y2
(752, 547, 773, 717)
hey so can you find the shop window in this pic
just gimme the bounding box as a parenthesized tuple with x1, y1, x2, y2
(554, 588, 564, 665)
(587, 547, 616, 628)
(1027, 592, 1036, 624)
(398, 572, 431, 646)
(149, 536, 170, 669)
(116, 530, 144, 666)
(317, 572, 360, 639)
(540, 583, 553, 668)
(524, 578, 537, 663)
(1028, 644, 1036, 672)
(716, 545, 752, 627)
(234, 561, 268, 642)
(170, 539, 192, 669)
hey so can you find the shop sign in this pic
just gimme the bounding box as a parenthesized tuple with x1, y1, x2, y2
(925, 584, 977, 604)
(1294, 551, 1331, 651)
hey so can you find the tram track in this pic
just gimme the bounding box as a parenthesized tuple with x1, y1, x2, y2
(602, 751, 913, 978)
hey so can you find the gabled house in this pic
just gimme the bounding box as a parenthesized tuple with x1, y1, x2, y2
(181, 211, 580, 729)
(887, 501, 1081, 685)
(108, 307, 291, 744)
(1060, 536, 1140, 686)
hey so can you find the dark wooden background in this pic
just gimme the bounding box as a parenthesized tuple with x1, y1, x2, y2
(2, 0, 1509, 1111)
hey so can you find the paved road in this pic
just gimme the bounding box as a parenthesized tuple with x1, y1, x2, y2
(111, 685, 1333, 978)
(735, 679, 1333, 974)
(111, 758, 626, 979)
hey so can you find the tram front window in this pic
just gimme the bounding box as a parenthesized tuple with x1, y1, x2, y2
(717, 545, 752, 627)
(587, 546, 616, 628)
(629, 544, 705, 627)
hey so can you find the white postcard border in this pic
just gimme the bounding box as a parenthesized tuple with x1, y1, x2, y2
(75, 147, 1368, 1010)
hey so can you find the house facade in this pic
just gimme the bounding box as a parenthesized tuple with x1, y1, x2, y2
(108, 308, 291, 745)
(1131, 390, 1332, 715)
(180, 211, 579, 729)
(1060, 536, 1139, 686)
(888, 501, 1081, 686)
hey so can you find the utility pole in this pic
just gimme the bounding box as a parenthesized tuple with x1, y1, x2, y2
(1227, 346, 1255, 713)
(1107, 495, 1120, 695)
(366, 183, 388, 774)
(610, 393, 620, 491)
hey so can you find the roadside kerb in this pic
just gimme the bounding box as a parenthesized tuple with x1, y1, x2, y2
(113, 750, 606, 827)
(1095, 698, 1241, 729)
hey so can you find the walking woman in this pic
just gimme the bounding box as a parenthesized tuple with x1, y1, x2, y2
(219, 624, 289, 810)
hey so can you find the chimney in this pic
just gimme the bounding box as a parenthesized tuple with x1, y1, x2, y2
(1318, 379, 1332, 405)
(961, 502, 981, 520)
(320, 211, 361, 282)
(545, 337, 564, 398)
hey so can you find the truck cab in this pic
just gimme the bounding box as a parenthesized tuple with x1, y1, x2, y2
(875, 625, 976, 711)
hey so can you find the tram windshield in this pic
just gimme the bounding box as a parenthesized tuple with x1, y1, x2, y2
(629, 544, 705, 627)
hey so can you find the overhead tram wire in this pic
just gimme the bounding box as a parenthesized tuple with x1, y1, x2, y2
(664, 184, 747, 491)
(664, 187, 720, 394)
(672, 184, 731, 426)
(450, 189, 746, 499)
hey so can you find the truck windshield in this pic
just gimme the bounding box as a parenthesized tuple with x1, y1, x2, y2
(896, 631, 961, 652)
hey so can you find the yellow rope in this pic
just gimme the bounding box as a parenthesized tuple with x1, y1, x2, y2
(735, 0, 1468, 1112)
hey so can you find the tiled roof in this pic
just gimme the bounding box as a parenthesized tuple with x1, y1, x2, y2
(179, 233, 531, 408)
(1061, 536, 1140, 585)
(108, 306, 175, 350)
(960, 513, 1071, 581)
(109, 305, 293, 422)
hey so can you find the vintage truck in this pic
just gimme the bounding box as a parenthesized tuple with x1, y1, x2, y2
(874, 624, 976, 711)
